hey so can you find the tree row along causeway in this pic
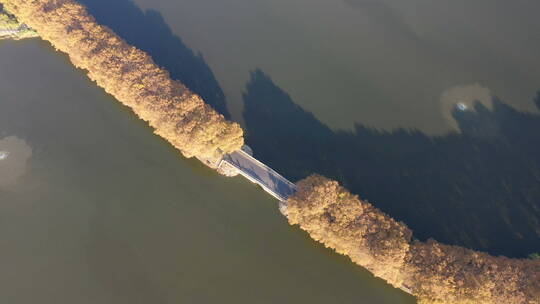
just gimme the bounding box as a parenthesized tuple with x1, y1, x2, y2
(1, 0, 244, 161)
(287, 175, 540, 303)
(2, 1, 539, 303)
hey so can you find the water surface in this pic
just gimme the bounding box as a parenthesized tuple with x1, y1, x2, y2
(0, 40, 413, 303)
(105, 0, 540, 258)
(2, 0, 540, 301)
(130, 0, 540, 134)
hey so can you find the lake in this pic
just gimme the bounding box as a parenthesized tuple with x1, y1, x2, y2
(95, 0, 539, 258)
(1, 0, 540, 302)
(0, 39, 413, 303)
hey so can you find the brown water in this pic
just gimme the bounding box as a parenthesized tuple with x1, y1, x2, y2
(0, 40, 414, 303)
(105, 0, 540, 259)
(131, 0, 540, 134)
(2, 0, 540, 301)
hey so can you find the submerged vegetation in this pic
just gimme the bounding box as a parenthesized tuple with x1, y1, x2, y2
(1, 0, 243, 160)
(0, 5, 37, 39)
(287, 175, 540, 304)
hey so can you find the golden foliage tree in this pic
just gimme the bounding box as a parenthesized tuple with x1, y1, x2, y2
(2, 0, 243, 160)
(405, 239, 540, 304)
(287, 174, 540, 304)
(287, 174, 413, 287)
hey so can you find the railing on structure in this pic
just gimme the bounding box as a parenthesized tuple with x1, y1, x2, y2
(0, 24, 33, 37)
(221, 149, 297, 202)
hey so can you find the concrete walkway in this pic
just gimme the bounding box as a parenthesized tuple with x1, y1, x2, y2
(221, 149, 297, 201)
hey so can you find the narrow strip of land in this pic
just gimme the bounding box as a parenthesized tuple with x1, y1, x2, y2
(220, 148, 296, 201)
(1, 1, 538, 303)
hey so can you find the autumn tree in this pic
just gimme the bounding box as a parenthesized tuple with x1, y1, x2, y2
(404, 239, 540, 304)
(1, 0, 243, 161)
(287, 174, 540, 304)
(286, 174, 413, 288)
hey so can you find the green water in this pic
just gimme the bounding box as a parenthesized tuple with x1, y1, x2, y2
(0, 40, 414, 303)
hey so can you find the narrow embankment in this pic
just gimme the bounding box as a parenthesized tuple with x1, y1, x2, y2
(1, 0, 243, 161)
(286, 175, 540, 304)
(1, 4, 38, 39)
(3, 1, 539, 303)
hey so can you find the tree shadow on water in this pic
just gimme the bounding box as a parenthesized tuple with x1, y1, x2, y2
(78, 0, 230, 118)
(243, 69, 540, 258)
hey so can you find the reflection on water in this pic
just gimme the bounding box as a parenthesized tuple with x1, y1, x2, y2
(0, 136, 31, 189)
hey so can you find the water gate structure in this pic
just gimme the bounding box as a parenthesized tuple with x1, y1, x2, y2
(218, 147, 297, 202)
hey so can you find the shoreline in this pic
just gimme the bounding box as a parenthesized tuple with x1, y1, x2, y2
(1, 0, 538, 303)
(0, 5, 38, 40)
